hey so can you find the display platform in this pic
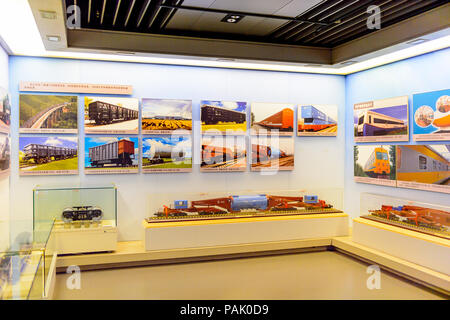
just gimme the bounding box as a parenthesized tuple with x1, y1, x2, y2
(352, 218, 450, 275)
(143, 213, 349, 251)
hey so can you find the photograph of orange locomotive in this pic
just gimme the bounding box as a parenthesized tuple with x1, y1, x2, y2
(251, 103, 294, 135)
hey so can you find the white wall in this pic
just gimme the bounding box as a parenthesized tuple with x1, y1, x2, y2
(9, 56, 346, 241)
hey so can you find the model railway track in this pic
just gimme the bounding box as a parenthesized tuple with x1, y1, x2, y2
(146, 208, 342, 223)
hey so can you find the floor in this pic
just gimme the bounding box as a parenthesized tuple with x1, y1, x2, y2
(54, 251, 445, 300)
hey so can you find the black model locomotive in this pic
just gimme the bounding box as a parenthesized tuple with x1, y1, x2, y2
(62, 206, 103, 223)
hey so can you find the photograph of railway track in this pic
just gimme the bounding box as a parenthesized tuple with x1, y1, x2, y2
(413, 89, 450, 141)
(19, 94, 78, 134)
(142, 135, 192, 173)
(201, 100, 247, 135)
(396, 145, 450, 194)
(250, 102, 294, 136)
(19, 136, 78, 176)
(0, 87, 11, 134)
(354, 145, 397, 187)
(142, 98, 192, 134)
(84, 97, 139, 134)
(201, 135, 246, 172)
(85, 137, 139, 174)
(298, 105, 338, 136)
(354, 96, 408, 142)
(0, 134, 10, 177)
(251, 137, 294, 171)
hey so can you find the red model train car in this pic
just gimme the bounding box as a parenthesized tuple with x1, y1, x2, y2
(256, 108, 293, 131)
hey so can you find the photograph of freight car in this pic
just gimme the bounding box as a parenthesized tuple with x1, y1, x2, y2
(85, 137, 139, 174)
(250, 102, 294, 136)
(0, 134, 10, 174)
(0, 87, 11, 133)
(19, 94, 78, 134)
(201, 135, 246, 171)
(298, 105, 338, 136)
(201, 100, 247, 135)
(84, 97, 139, 134)
(142, 135, 192, 173)
(396, 145, 450, 193)
(354, 145, 397, 186)
(19, 136, 78, 176)
(251, 137, 294, 171)
(142, 98, 192, 134)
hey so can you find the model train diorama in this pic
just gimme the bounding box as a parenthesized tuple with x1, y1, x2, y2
(201, 105, 246, 125)
(88, 101, 138, 125)
(62, 206, 103, 224)
(150, 194, 339, 221)
(298, 106, 336, 132)
(88, 139, 135, 168)
(22, 143, 77, 164)
(256, 108, 294, 131)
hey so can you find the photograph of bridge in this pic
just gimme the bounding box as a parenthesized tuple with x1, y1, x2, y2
(19, 94, 78, 133)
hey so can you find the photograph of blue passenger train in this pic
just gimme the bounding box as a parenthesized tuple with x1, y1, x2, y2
(354, 96, 408, 142)
(298, 105, 337, 136)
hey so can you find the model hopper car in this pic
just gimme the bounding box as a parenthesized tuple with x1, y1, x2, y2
(62, 206, 103, 223)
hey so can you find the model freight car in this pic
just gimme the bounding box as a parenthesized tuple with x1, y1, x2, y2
(88, 101, 138, 125)
(299, 106, 336, 132)
(256, 108, 294, 131)
(89, 139, 135, 167)
(62, 206, 103, 223)
(201, 105, 246, 125)
(23, 144, 77, 164)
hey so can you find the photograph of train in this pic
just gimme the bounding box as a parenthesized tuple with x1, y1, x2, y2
(84, 97, 139, 134)
(201, 135, 246, 172)
(0, 87, 10, 133)
(19, 94, 78, 134)
(19, 136, 78, 176)
(142, 135, 192, 173)
(0, 134, 10, 176)
(201, 100, 247, 135)
(85, 137, 139, 174)
(354, 96, 408, 142)
(354, 145, 397, 186)
(298, 105, 338, 136)
(396, 145, 450, 193)
(250, 102, 294, 136)
(142, 98, 192, 134)
(413, 89, 450, 141)
(251, 137, 294, 171)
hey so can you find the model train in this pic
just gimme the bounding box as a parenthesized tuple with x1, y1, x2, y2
(299, 106, 336, 132)
(89, 139, 135, 168)
(201, 105, 246, 125)
(256, 108, 293, 131)
(357, 110, 405, 136)
(156, 194, 333, 217)
(88, 101, 138, 125)
(62, 206, 103, 223)
(363, 147, 391, 178)
(22, 143, 77, 164)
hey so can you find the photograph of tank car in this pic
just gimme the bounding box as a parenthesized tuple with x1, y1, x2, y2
(251, 137, 294, 171)
(19, 94, 78, 134)
(0, 87, 11, 133)
(142, 136, 192, 173)
(84, 97, 139, 134)
(250, 103, 294, 136)
(396, 144, 450, 194)
(19, 136, 78, 176)
(201, 135, 246, 172)
(298, 105, 337, 136)
(142, 98, 192, 134)
(412, 89, 450, 141)
(354, 145, 397, 186)
(201, 100, 247, 135)
(85, 137, 139, 174)
(0, 134, 10, 177)
(354, 96, 408, 142)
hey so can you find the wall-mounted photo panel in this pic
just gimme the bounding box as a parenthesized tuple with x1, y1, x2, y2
(251, 136, 294, 171)
(354, 96, 409, 142)
(0, 133, 10, 178)
(19, 136, 78, 176)
(397, 144, 450, 194)
(412, 89, 450, 141)
(298, 105, 338, 136)
(201, 135, 246, 172)
(19, 94, 78, 134)
(141, 98, 192, 134)
(84, 97, 139, 134)
(142, 135, 192, 173)
(354, 145, 397, 187)
(250, 102, 294, 136)
(0, 87, 11, 134)
(85, 136, 139, 174)
(201, 100, 247, 135)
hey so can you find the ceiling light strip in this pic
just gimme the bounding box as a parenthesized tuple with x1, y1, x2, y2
(137, 0, 151, 28)
(88, 0, 92, 24)
(124, 0, 136, 27)
(101, 0, 107, 25)
(113, 0, 122, 26)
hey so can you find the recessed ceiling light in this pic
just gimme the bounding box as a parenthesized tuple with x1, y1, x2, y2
(406, 38, 428, 45)
(46, 35, 60, 42)
(39, 10, 57, 20)
(221, 14, 244, 23)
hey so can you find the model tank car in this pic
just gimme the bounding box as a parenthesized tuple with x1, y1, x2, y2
(62, 206, 103, 223)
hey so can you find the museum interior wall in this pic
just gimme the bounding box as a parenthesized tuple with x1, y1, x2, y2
(0, 44, 9, 250)
(8, 56, 346, 241)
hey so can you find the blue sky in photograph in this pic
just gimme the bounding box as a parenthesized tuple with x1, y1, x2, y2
(19, 136, 78, 151)
(142, 135, 192, 158)
(142, 99, 192, 119)
(201, 100, 247, 112)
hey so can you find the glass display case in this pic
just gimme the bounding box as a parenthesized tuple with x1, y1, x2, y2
(360, 193, 450, 240)
(146, 188, 343, 223)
